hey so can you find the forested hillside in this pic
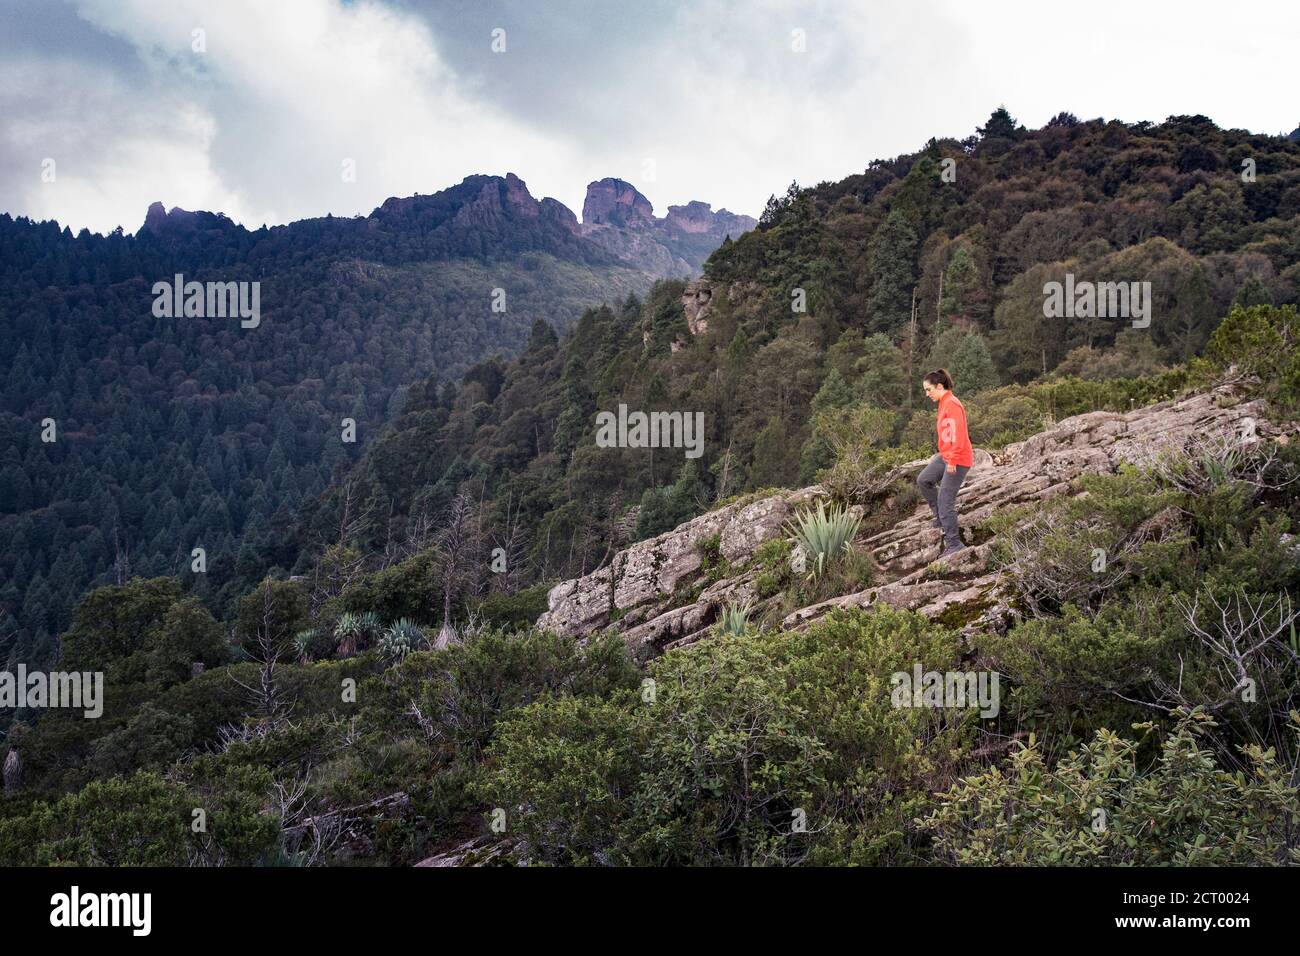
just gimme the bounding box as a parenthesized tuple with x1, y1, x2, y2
(0, 173, 660, 665)
(3, 110, 1299, 867)
(297, 110, 1300, 592)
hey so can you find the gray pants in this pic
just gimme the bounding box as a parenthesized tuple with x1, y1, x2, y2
(917, 454, 969, 550)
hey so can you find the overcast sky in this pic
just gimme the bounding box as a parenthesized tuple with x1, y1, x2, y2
(2, 0, 1297, 235)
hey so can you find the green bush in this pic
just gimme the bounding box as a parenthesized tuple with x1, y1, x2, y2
(752, 537, 794, 599)
(1204, 303, 1300, 411)
(979, 602, 1178, 750)
(0, 771, 278, 866)
(478, 693, 644, 865)
(376, 627, 640, 760)
(988, 468, 1187, 616)
(920, 711, 1300, 865)
(479, 607, 978, 865)
(469, 583, 551, 632)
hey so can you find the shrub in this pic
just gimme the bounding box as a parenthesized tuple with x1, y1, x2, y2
(695, 533, 732, 583)
(920, 711, 1300, 865)
(752, 538, 794, 598)
(989, 469, 1186, 616)
(0, 771, 278, 866)
(1204, 303, 1300, 410)
(380, 627, 640, 760)
(479, 607, 978, 865)
(469, 583, 551, 632)
(811, 402, 915, 502)
(979, 601, 1178, 748)
(477, 694, 644, 865)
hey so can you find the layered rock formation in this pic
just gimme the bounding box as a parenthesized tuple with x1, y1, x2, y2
(578, 177, 756, 279)
(537, 382, 1284, 656)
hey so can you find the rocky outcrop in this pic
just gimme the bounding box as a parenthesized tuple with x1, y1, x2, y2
(578, 179, 756, 279)
(141, 174, 752, 280)
(536, 383, 1284, 655)
(451, 172, 541, 229)
(582, 178, 656, 226)
(138, 201, 229, 238)
(415, 835, 525, 867)
(536, 486, 822, 646)
(540, 196, 582, 237)
(682, 278, 713, 336)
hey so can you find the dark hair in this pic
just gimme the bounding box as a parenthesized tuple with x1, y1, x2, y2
(923, 368, 954, 390)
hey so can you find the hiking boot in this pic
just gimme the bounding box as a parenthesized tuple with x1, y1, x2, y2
(940, 544, 965, 558)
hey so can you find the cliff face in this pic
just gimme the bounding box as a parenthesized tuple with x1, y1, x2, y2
(536, 382, 1282, 656)
(582, 178, 655, 226)
(578, 177, 757, 279)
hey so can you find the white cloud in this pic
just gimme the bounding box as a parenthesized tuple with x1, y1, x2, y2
(0, 55, 251, 232)
(4, 0, 580, 232)
(2, 0, 1297, 235)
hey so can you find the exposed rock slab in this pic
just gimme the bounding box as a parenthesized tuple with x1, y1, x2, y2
(535, 383, 1281, 654)
(536, 487, 821, 637)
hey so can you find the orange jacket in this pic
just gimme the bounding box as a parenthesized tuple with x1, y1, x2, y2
(936, 392, 973, 467)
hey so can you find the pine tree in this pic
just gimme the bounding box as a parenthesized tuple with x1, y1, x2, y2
(866, 209, 919, 332)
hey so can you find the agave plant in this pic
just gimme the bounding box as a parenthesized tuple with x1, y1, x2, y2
(356, 611, 382, 641)
(715, 602, 752, 638)
(293, 628, 321, 663)
(1198, 445, 1240, 488)
(379, 618, 426, 662)
(785, 499, 862, 580)
(334, 610, 382, 657)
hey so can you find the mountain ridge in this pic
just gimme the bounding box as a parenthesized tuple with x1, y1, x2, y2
(132, 171, 755, 279)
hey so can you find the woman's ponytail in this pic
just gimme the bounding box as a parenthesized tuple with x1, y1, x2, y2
(923, 368, 955, 391)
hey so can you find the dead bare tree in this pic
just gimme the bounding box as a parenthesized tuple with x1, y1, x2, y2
(112, 525, 131, 585)
(336, 478, 374, 544)
(230, 583, 293, 726)
(400, 508, 438, 562)
(592, 492, 626, 575)
(714, 437, 735, 504)
(274, 770, 344, 866)
(1141, 590, 1300, 715)
(432, 492, 483, 648)
(1106, 587, 1300, 769)
(490, 491, 531, 593)
(307, 478, 373, 615)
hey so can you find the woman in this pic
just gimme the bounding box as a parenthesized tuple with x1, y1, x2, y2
(917, 369, 973, 558)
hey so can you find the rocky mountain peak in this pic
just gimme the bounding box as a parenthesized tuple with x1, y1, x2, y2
(665, 200, 719, 234)
(140, 201, 202, 235)
(582, 178, 655, 226)
(578, 179, 757, 279)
